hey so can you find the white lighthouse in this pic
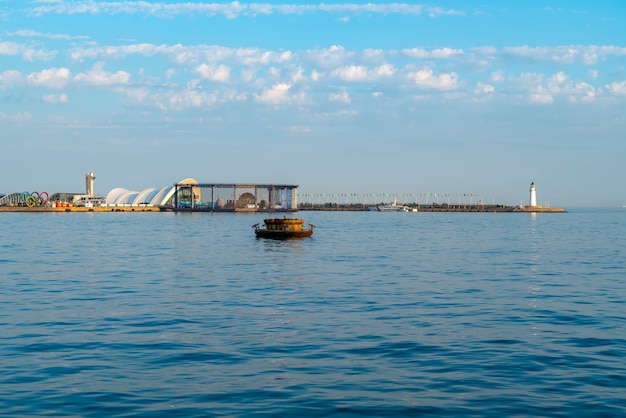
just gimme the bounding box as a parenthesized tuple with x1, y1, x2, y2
(529, 182, 537, 207)
(86, 171, 96, 196)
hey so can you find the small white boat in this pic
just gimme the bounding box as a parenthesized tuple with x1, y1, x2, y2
(376, 199, 405, 212)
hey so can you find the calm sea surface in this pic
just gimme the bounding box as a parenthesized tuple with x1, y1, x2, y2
(1, 209, 625, 416)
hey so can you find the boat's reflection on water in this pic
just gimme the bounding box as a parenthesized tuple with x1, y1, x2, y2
(259, 235, 308, 252)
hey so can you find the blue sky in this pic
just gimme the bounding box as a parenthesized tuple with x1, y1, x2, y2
(1, 1, 625, 207)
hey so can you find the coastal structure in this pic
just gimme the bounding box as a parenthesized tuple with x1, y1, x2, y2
(529, 182, 537, 207)
(300, 182, 566, 213)
(72, 171, 107, 207)
(511, 182, 566, 212)
(0, 176, 565, 213)
(169, 182, 298, 212)
(86, 171, 96, 196)
(0, 174, 299, 212)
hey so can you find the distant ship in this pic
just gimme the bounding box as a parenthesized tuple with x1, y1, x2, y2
(375, 199, 405, 212)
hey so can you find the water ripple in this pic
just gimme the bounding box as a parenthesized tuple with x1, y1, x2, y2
(0, 210, 625, 416)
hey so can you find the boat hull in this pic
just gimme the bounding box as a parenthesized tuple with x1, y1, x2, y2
(254, 228, 314, 239)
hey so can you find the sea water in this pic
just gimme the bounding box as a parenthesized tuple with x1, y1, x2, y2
(1, 209, 625, 416)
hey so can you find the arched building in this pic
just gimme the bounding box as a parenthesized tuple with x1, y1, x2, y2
(102, 178, 299, 212)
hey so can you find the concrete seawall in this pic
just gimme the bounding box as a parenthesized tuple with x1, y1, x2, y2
(0, 205, 567, 213)
(0, 206, 161, 213)
(512, 206, 567, 213)
(299, 204, 567, 213)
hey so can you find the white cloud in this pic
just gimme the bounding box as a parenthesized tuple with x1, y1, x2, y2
(70, 43, 170, 62)
(508, 70, 599, 104)
(74, 62, 131, 85)
(547, 71, 568, 87)
(569, 82, 596, 102)
(27, 67, 71, 89)
(310, 70, 321, 82)
(362, 48, 385, 62)
(529, 86, 554, 104)
(28, 2, 463, 19)
(0, 70, 24, 89)
(504, 46, 575, 63)
(122, 87, 151, 104)
(291, 67, 306, 83)
(409, 69, 459, 90)
(254, 83, 291, 104)
(286, 125, 312, 133)
(306, 45, 354, 70)
(69, 43, 295, 69)
(329, 90, 351, 104)
(332, 65, 369, 82)
(8, 29, 89, 41)
(373, 64, 395, 77)
(43, 93, 68, 104)
(489, 70, 505, 83)
(194, 63, 230, 83)
(545, 72, 598, 102)
(123, 87, 221, 111)
(0, 41, 55, 62)
(22, 48, 57, 62)
(0, 41, 20, 56)
(0, 111, 32, 122)
(471, 46, 497, 56)
(30, 1, 245, 19)
(6, 31, 624, 114)
(475, 82, 494, 94)
(431, 48, 464, 58)
(606, 81, 626, 95)
(402, 48, 430, 59)
(167, 90, 211, 109)
(403, 47, 463, 59)
(425, 6, 465, 17)
(331, 64, 395, 82)
(514, 72, 544, 87)
(502, 45, 626, 65)
(580, 45, 626, 65)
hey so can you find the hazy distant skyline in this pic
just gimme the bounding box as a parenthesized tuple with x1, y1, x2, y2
(1, 1, 625, 206)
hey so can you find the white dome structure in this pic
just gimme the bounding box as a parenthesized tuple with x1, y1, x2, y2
(150, 185, 176, 206)
(106, 188, 130, 205)
(116, 191, 140, 205)
(103, 178, 199, 207)
(134, 188, 159, 205)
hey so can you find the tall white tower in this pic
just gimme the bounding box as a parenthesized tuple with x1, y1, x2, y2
(529, 182, 537, 207)
(86, 171, 96, 196)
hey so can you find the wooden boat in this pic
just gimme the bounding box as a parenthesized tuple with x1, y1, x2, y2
(253, 217, 315, 239)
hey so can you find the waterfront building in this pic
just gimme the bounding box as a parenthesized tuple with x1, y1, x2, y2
(0, 174, 298, 212)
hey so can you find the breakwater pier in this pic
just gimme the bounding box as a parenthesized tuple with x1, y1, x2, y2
(298, 203, 566, 213)
(0, 203, 566, 213)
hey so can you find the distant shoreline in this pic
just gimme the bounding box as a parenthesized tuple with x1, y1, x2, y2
(299, 203, 567, 213)
(0, 204, 566, 213)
